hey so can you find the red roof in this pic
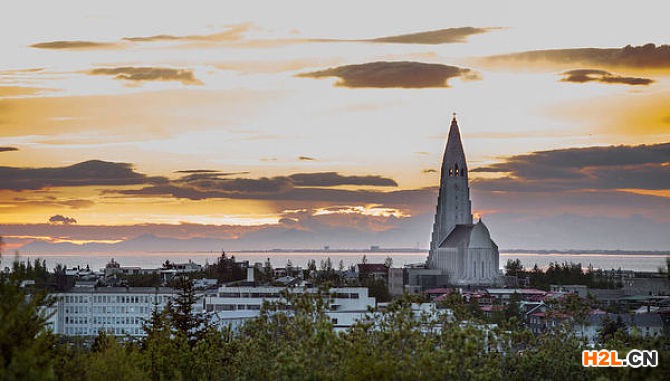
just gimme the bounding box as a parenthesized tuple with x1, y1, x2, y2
(425, 288, 453, 295)
(434, 294, 450, 302)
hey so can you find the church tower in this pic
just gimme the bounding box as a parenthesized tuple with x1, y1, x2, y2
(428, 115, 473, 262)
(425, 114, 498, 285)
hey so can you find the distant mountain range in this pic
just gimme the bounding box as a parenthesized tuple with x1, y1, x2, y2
(16, 234, 669, 255)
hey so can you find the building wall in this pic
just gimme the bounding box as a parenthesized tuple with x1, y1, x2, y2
(48, 288, 177, 337)
(205, 286, 376, 331)
(388, 268, 405, 296)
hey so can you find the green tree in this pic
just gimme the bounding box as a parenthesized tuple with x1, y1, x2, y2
(0, 274, 57, 380)
(84, 331, 147, 381)
(170, 277, 210, 345)
(505, 258, 524, 277)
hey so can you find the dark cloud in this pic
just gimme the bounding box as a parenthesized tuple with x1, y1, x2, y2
(0, 147, 18, 152)
(0, 160, 166, 191)
(471, 143, 670, 191)
(48, 215, 77, 225)
(113, 184, 433, 209)
(367, 27, 493, 44)
(423, 169, 437, 174)
(560, 69, 653, 85)
(89, 67, 202, 85)
(108, 170, 425, 206)
(30, 41, 119, 50)
(298, 61, 474, 88)
(483, 43, 670, 69)
(109, 171, 400, 202)
(287, 172, 397, 187)
(298, 156, 316, 161)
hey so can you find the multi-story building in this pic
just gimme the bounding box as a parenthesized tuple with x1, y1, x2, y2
(204, 285, 375, 331)
(47, 287, 178, 337)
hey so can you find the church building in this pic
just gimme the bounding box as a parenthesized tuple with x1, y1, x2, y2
(426, 115, 499, 285)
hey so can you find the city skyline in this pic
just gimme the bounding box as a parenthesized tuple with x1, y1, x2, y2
(1, 0, 669, 252)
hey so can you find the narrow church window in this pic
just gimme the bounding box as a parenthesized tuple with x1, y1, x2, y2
(482, 261, 484, 277)
(449, 168, 453, 176)
(473, 261, 476, 277)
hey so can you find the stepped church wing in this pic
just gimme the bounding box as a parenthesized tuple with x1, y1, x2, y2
(427, 115, 499, 285)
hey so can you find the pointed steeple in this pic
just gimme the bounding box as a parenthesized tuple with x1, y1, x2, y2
(441, 114, 467, 178)
(429, 113, 473, 261)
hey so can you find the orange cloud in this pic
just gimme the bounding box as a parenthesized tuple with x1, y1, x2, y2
(30, 40, 121, 50)
(0, 86, 52, 97)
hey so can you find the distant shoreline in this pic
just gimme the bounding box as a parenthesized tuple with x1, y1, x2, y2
(12, 247, 669, 256)
(186, 248, 669, 256)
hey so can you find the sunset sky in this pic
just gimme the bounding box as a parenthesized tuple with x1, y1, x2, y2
(1, 0, 669, 252)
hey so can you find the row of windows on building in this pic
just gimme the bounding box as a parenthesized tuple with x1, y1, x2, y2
(61, 294, 171, 304)
(207, 303, 343, 312)
(65, 316, 146, 326)
(65, 326, 145, 336)
(65, 305, 157, 315)
(209, 304, 263, 312)
(217, 291, 360, 299)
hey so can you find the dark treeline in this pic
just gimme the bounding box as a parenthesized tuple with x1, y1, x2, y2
(505, 259, 621, 290)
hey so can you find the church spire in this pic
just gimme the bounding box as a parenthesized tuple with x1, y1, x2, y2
(429, 112, 473, 260)
(441, 114, 467, 178)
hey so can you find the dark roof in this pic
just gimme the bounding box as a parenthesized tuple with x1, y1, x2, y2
(584, 313, 632, 326)
(633, 313, 664, 328)
(439, 224, 474, 248)
(357, 264, 388, 273)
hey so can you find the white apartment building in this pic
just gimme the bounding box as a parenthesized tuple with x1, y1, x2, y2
(204, 285, 376, 331)
(47, 287, 178, 337)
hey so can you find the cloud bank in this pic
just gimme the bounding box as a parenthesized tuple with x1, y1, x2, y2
(560, 69, 653, 85)
(367, 27, 493, 44)
(482, 43, 670, 69)
(0, 160, 165, 191)
(471, 143, 670, 191)
(89, 67, 202, 85)
(299, 61, 474, 88)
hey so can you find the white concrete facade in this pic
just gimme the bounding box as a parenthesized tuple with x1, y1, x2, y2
(204, 285, 376, 331)
(427, 116, 499, 285)
(47, 287, 177, 336)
